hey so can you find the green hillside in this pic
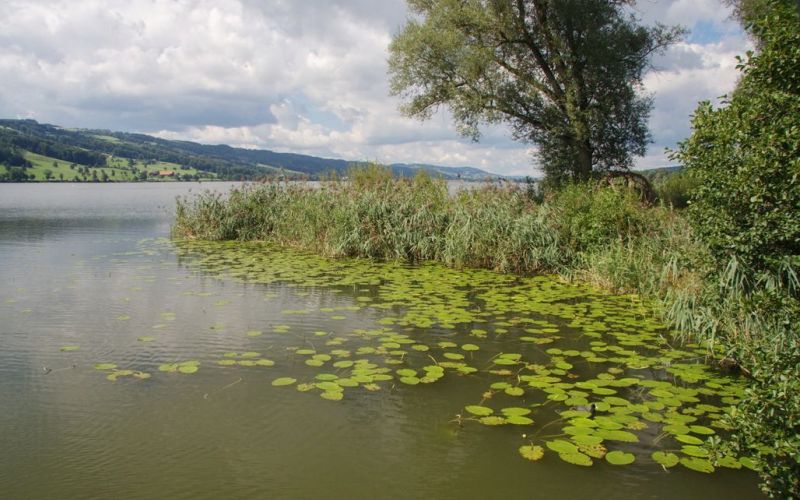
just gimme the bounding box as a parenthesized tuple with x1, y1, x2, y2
(0, 119, 499, 182)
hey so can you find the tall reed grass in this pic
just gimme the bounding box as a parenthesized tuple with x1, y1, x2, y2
(173, 164, 706, 321)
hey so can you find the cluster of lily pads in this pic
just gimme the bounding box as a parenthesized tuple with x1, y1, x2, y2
(94, 363, 151, 381)
(69, 239, 757, 475)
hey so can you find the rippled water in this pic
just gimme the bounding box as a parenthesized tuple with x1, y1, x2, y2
(0, 183, 763, 499)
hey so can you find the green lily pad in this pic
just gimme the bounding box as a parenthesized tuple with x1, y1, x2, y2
(595, 429, 638, 443)
(60, 345, 80, 352)
(504, 387, 525, 397)
(559, 452, 593, 466)
(547, 440, 579, 454)
(518, 445, 544, 461)
(272, 377, 297, 387)
(652, 451, 679, 468)
(480, 416, 507, 426)
(570, 434, 603, 446)
(681, 445, 710, 458)
(680, 457, 715, 473)
(676, 434, 704, 445)
(137, 336, 156, 343)
(465, 405, 493, 416)
(178, 364, 199, 374)
(316, 382, 343, 392)
(579, 443, 607, 459)
(94, 363, 117, 370)
(501, 407, 531, 417)
(320, 391, 344, 401)
(505, 415, 534, 425)
(605, 450, 635, 465)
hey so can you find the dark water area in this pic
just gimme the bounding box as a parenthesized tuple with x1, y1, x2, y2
(0, 183, 763, 499)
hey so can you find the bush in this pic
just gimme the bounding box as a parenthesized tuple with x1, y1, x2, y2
(674, 1, 800, 495)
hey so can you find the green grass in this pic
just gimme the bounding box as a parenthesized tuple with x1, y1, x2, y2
(90, 134, 122, 144)
(0, 151, 217, 181)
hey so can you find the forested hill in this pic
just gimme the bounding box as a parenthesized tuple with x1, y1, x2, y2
(0, 119, 500, 182)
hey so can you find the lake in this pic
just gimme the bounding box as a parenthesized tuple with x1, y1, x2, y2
(0, 183, 763, 499)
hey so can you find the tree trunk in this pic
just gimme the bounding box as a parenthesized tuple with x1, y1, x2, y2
(575, 139, 592, 181)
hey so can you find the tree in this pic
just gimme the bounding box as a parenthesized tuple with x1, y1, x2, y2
(43, 169, 53, 181)
(674, 1, 799, 496)
(388, 0, 682, 183)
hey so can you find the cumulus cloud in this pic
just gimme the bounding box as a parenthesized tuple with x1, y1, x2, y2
(0, 0, 749, 176)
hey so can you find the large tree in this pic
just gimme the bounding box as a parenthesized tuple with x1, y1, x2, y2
(388, 0, 682, 182)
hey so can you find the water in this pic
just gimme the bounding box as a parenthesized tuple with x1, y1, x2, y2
(0, 183, 763, 499)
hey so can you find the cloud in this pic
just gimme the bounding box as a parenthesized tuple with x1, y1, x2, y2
(0, 0, 750, 176)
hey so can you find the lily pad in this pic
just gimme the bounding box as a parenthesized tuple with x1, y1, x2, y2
(465, 405, 493, 416)
(652, 451, 679, 468)
(518, 445, 544, 461)
(272, 377, 297, 387)
(559, 452, 593, 467)
(480, 416, 507, 426)
(547, 440, 579, 454)
(675, 434, 704, 445)
(501, 407, 531, 417)
(680, 457, 715, 473)
(605, 451, 635, 465)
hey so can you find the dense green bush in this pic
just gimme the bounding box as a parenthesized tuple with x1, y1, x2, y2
(674, 1, 800, 495)
(676, 1, 799, 271)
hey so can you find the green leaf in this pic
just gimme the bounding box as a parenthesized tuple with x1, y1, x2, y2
(680, 457, 715, 473)
(652, 451, 679, 468)
(558, 452, 593, 466)
(479, 416, 507, 426)
(605, 450, 635, 465)
(465, 405, 493, 416)
(518, 445, 544, 461)
(546, 440, 579, 454)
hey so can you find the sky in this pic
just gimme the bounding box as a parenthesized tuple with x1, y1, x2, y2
(0, 0, 750, 177)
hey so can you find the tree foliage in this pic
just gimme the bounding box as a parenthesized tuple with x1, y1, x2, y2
(675, 1, 799, 496)
(388, 0, 682, 182)
(676, 0, 799, 272)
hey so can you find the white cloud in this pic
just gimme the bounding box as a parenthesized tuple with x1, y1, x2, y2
(0, 0, 750, 176)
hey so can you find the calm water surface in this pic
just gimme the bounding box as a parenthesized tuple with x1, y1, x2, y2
(0, 183, 763, 499)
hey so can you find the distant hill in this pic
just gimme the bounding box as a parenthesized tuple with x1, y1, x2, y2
(0, 119, 501, 182)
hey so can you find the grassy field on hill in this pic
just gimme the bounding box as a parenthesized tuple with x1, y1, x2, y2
(0, 151, 217, 181)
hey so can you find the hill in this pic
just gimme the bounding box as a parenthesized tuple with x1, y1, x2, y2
(0, 119, 501, 182)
